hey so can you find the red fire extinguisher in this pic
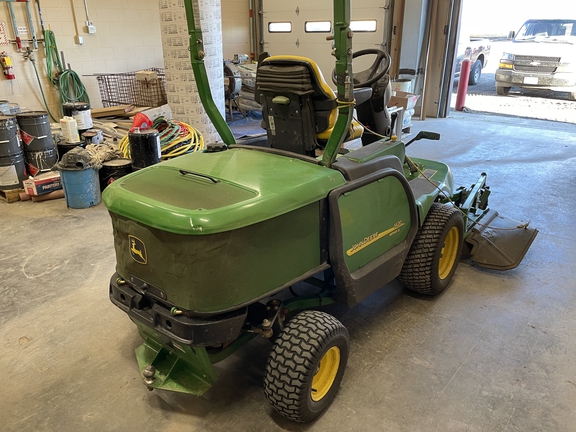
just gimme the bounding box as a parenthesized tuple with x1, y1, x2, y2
(0, 52, 16, 80)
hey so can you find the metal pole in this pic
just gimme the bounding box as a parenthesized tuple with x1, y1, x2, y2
(36, 0, 46, 34)
(83, 0, 91, 22)
(248, 0, 255, 60)
(24, 0, 38, 50)
(6, 2, 21, 50)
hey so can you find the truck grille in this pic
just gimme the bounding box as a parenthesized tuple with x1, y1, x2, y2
(514, 65, 558, 73)
(515, 55, 561, 63)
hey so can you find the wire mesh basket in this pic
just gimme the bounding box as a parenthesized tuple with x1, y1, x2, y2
(95, 68, 167, 108)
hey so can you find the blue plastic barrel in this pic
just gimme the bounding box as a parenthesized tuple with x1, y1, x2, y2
(60, 168, 101, 208)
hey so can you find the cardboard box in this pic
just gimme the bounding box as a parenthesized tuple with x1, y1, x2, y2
(23, 172, 62, 196)
(388, 91, 420, 110)
(141, 104, 173, 121)
(135, 70, 158, 82)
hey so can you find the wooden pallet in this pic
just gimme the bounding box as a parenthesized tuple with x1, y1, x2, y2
(0, 188, 23, 203)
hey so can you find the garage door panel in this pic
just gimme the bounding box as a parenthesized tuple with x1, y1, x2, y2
(261, 1, 389, 89)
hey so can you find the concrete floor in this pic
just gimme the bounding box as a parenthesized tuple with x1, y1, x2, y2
(2, 112, 576, 432)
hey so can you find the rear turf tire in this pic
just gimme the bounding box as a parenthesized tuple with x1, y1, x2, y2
(398, 203, 464, 295)
(264, 310, 349, 423)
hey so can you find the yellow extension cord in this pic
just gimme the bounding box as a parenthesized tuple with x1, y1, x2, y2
(119, 120, 205, 160)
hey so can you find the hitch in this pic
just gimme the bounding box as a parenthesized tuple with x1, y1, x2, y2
(249, 299, 285, 338)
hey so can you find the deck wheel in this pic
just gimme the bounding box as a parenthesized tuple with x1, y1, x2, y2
(398, 203, 464, 295)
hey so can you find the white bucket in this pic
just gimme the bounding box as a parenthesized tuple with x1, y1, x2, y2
(391, 79, 412, 93)
(60, 117, 80, 144)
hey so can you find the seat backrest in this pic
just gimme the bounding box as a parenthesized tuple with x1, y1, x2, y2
(255, 56, 337, 156)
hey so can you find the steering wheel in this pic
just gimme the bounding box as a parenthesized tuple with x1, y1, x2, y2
(332, 49, 392, 88)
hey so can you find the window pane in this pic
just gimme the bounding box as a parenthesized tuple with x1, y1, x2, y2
(350, 20, 377, 32)
(305, 21, 332, 33)
(268, 22, 292, 33)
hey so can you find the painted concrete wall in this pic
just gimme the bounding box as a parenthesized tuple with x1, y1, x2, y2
(0, 0, 163, 115)
(0, 0, 250, 115)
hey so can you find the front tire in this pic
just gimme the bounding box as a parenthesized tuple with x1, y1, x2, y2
(468, 59, 482, 85)
(496, 86, 511, 96)
(398, 203, 464, 295)
(264, 310, 350, 423)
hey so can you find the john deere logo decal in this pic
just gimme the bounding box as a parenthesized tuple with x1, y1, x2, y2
(129, 235, 147, 264)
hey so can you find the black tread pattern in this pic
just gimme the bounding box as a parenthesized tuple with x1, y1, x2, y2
(263, 310, 349, 423)
(398, 203, 461, 295)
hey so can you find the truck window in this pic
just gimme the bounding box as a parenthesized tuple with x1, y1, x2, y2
(515, 20, 576, 41)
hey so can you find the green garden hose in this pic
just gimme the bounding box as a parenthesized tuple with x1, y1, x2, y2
(29, 55, 57, 121)
(43, 29, 90, 115)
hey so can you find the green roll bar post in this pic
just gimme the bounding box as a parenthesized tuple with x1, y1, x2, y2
(183, 0, 236, 145)
(320, 0, 355, 168)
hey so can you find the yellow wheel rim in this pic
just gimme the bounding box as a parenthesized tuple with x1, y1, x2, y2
(438, 226, 460, 280)
(311, 346, 340, 402)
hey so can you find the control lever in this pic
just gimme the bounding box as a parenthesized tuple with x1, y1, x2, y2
(404, 131, 441, 174)
(405, 131, 441, 148)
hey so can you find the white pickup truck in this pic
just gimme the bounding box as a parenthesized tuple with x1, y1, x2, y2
(495, 19, 576, 101)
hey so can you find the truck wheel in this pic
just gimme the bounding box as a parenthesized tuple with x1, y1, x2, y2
(468, 60, 482, 85)
(496, 86, 511, 96)
(398, 203, 464, 296)
(264, 310, 349, 423)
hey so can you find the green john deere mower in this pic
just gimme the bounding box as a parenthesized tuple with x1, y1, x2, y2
(103, 0, 537, 423)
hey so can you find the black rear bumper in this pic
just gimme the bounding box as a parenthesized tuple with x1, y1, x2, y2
(109, 273, 247, 347)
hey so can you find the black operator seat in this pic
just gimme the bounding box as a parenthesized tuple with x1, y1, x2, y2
(255, 55, 364, 156)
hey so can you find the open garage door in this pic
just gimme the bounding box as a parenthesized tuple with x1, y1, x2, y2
(450, 0, 576, 124)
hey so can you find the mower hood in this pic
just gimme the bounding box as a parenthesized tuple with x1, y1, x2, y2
(102, 148, 346, 235)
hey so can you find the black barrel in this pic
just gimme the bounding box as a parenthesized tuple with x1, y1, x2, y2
(63, 102, 93, 134)
(0, 100, 9, 115)
(0, 152, 27, 190)
(0, 115, 22, 156)
(17, 111, 57, 175)
(129, 128, 161, 169)
(16, 111, 54, 152)
(57, 141, 85, 160)
(0, 115, 26, 189)
(25, 148, 58, 175)
(99, 158, 132, 191)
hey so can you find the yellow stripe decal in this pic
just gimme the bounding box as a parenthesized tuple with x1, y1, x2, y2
(346, 221, 405, 257)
